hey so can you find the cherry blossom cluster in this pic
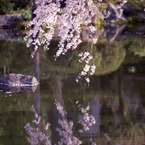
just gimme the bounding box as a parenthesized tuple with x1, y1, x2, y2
(25, 0, 99, 58)
(76, 101, 96, 132)
(115, 0, 127, 19)
(76, 51, 96, 83)
(24, 0, 61, 56)
(116, 0, 127, 10)
(55, 0, 98, 58)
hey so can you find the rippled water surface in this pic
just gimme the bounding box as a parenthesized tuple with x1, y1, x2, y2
(0, 25, 145, 145)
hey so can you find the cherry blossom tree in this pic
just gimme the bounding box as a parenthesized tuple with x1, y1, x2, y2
(24, 0, 101, 82)
(25, 0, 127, 83)
(25, 0, 99, 53)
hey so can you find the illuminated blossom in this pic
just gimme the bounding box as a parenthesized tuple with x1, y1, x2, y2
(25, 0, 99, 58)
(25, 0, 127, 82)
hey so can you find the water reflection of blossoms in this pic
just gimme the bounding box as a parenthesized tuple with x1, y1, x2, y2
(24, 106, 51, 145)
(24, 101, 96, 145)
(76, 101, 96, 132)
(55, 102, 82, 145)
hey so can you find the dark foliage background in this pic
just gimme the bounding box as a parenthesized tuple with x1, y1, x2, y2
(0, 0, 32, 14)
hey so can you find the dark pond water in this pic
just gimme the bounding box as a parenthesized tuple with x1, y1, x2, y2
(0, 25, 145, 145)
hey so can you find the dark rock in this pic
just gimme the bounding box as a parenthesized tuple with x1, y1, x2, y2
(137, 25, 145, 31)
(0, 73, 39, 86)
(105, 24, 126, 42)
(122, 3, 137, 15)
(105, 3, 127, 23)
(138, 12, 145, 20)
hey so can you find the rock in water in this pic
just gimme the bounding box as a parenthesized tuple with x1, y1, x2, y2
(0, 85, 38, 93)
(0, 73, 39, 86)
(122, 3, 137, 15)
